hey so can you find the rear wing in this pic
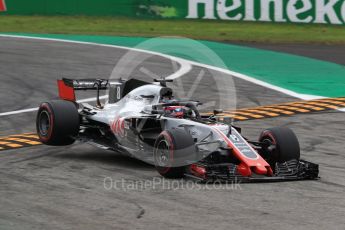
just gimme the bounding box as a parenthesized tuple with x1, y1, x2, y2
(57, 78, 123, 105)
(61, 78, 110, 90)
(57, 78, 151, 104)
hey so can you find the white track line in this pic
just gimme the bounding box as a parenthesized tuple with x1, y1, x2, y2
(0, 96, 110, 117)
(0, 108, 39, 117)
(0, 34, 323, 117)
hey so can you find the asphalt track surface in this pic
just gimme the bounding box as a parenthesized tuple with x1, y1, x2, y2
(0, 37, 345, 230)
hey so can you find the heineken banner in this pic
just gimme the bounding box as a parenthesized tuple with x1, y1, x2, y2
(1, 0, 345, 25)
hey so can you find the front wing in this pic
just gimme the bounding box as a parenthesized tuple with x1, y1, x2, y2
(186, 159, 319, 183)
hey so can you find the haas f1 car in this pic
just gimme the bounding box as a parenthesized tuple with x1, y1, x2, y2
(36, 78, 319, 182)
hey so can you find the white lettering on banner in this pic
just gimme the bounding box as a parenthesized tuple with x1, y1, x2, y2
(185, 0, 345, 25)
(314, 0, 342, 24)
(287, 0, 313, 23)
(259, 0, 286, 22)
(217, 0, 242, 20)
(187, 0, 216, 19)
(243, 0, 255, 21)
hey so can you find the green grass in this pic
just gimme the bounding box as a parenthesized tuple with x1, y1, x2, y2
(1, 15, 345, 44)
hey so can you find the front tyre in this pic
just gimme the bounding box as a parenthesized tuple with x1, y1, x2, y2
(36, 100, 80, 146)
(259, 127, 300, 167)
(153, 129, 195, 179)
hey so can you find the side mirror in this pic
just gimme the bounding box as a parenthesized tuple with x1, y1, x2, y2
(152, 110, 165, 115)
(213, 109, 223, 115)
(143, 105, 164, 115)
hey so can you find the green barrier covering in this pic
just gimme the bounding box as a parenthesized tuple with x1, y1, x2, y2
(1, 0, 345, 25)
(0, 0, 186, 17)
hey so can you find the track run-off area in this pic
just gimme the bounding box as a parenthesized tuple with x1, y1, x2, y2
(0, 34, 345, 230)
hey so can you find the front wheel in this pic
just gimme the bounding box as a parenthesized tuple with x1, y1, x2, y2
(259, 127, 300, 167)
(153, 129, 196, 179)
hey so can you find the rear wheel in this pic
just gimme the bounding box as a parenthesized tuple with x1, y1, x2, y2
(36, 100, 80, 146)
(259, 127, 300, 167)
(153, 129, 195, 178)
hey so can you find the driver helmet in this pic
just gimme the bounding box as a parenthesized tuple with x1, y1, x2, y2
(164, 106, 185, 118)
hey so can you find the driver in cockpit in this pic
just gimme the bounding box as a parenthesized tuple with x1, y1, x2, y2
(159, 87, 197, 119)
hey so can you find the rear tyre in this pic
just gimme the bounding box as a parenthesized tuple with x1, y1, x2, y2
(36, 100, 79, 146)
(259, 127, 300, 166)
(153, 129, 195, 179)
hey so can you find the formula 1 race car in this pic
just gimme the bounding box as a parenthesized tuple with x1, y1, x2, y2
(36, 78, 319, 182)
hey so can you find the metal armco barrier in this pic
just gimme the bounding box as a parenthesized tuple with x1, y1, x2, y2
(1, 0, 345, 25)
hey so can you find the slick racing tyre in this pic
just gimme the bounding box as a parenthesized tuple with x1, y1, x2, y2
(153, 129, 196, 179)
(36, 100, 80, 146)
(259, 127, 300, 167)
